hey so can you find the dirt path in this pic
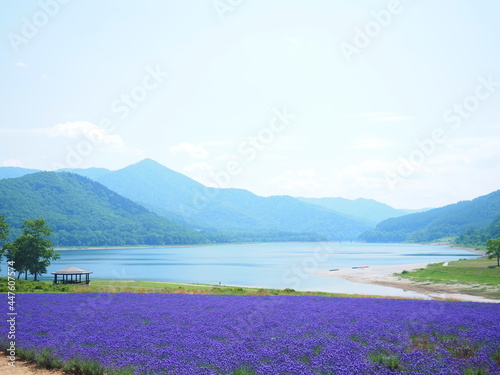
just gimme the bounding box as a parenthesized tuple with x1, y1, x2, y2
(0, 355, 65, 375)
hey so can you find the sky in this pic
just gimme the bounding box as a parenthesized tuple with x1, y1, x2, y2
(0, 0, 499, 209)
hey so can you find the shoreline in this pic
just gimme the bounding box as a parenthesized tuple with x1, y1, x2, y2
(431, 242, 485, 255)
(316, 259, 499, 303)
(52, 242, 496, 302)
(54, 241, 484, 252)
(53, 240, 335, 251)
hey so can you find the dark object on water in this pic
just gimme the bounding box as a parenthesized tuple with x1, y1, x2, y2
(329, 269, 339, 271)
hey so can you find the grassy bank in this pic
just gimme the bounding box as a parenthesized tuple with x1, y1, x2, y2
(0, 277, 411, 299)
(394, 257, 500, 299)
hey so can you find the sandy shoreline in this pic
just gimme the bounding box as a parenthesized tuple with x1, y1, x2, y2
(316, 261, 499, 303)
(54, 242, 496, 303)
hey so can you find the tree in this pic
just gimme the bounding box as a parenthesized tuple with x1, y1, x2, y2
(4, 241, 30, 279)
(486, 238, 500, 266)
(0, 215, 10, 267)
(6, 218, 60, 280)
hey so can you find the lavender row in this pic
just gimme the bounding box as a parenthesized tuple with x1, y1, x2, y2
(3, 293, 500, 374)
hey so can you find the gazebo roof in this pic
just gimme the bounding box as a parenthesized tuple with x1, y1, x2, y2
(51, 267, 92, 275)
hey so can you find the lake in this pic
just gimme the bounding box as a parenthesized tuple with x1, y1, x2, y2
(5, 242, 478, 298)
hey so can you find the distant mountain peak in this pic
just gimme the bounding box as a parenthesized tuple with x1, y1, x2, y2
(136, 158, 161, 166)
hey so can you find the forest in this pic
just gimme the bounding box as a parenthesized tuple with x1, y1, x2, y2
(0, 172, 323, 247)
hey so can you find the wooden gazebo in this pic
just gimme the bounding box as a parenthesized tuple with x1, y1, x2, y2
(52, 267, 92, 284)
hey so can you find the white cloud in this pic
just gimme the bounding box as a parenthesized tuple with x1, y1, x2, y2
(49, 122, 123, 145)
(182, 162, 216, 186)
(426, 136, 500, 172)
(0, 122, 124, 147)
(16, 62, 27, 68)
(169, 142, 209, 159)
(267, 170, 325, 196)
(1, 159, 25, 168)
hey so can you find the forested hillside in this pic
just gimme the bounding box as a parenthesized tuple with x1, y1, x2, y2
(95, 159, 372, 240)
(0, 166, 40, 179)
(297, 197, 411, 224)
(0, 172, 325, 246)
(454, 216, 500, 248)
(359, 190, 500, 243)
(0, 172, 214, 246)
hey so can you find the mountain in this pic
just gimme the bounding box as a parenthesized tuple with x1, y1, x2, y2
(95, 159, 372, 240)
(454, 215, 500, 248)
(296, 197, 412, 224)
(0, 171, 217, 247)
(0, 166, 40, 179)
(359, 190, 500, 243)
(0, 166, 111, 181)
(57, 167, 111, 180)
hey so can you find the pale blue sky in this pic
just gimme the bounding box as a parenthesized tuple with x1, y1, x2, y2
(1, 0, 499, 209)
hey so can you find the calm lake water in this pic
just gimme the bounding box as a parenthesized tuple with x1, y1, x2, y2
(6, 242, 478, 298)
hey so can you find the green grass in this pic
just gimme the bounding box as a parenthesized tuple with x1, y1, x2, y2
(0, 277, 415, 299)
(368, 350, 401, 370)
(395, 257, 500, 299)
(0, 277, 71, 293)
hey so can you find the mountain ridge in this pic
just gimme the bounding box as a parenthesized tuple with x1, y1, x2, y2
(360, 190, 500, 243)
(92, 159, 372, 240)
(0, 171, 214, 247)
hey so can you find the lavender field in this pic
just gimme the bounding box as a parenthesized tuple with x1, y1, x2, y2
(3, 293, 500, 374)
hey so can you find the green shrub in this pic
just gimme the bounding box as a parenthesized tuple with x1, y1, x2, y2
(232, 364, 257, 375)
(37, 348, 62, 369)
(368, 351, 401, 370)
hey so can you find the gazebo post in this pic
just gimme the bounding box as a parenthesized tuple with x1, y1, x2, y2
(51, 267, 93, 285)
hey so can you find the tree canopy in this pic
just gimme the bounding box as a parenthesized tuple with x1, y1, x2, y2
(0, 214, 9, 265)
(486, 238, 500, 267)
(5, 218, 60, 280)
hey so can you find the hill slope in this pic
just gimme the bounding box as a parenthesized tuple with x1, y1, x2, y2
(0, 166, 40, 179)
(0, 172, 214, 247)
(454, 215, 500, 248)
(359, 190, 500, 243)
(96, 159, 372, 240)
(297, 197, 410, 224)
